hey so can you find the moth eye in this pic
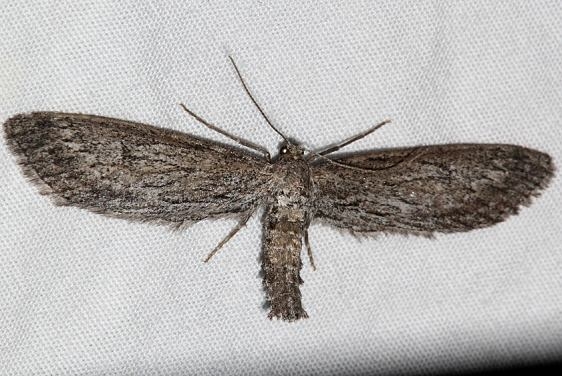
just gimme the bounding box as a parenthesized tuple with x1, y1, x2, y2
(281, 147, 288, 154)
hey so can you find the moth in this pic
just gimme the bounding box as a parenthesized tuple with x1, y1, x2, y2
(3, 57, 554, 321)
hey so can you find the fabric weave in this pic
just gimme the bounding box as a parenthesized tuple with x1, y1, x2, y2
(1, 1, 561, 374)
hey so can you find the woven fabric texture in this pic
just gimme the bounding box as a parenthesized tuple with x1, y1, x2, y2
(1, 1, 561, 375)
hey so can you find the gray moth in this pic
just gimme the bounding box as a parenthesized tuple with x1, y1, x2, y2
(3, 58, 555, 321)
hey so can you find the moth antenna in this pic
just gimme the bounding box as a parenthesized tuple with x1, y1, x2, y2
(228, 55, 291, 144)
(309, 119, 391, 159)
(179, 103, 271, 161)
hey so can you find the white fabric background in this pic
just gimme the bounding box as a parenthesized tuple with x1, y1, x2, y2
(1, 1, 561, 374)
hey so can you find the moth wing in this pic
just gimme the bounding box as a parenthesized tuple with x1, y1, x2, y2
(4, 112, 272, 226)
(311, 144, 553, 235)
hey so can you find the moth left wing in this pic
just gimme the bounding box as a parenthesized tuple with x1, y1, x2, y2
(311, 144, 553, 235)
(4, 112, 272, 225)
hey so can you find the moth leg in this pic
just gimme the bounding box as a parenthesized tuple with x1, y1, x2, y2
(179, 103, 271, 161)
(204, 210, 254, 262)
(310, 119, 391, 159)
(304, 228, 316, 271)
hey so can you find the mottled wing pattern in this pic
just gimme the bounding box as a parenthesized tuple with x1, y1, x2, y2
(4, 112, 271, 225)
(311, 144, 554, 235)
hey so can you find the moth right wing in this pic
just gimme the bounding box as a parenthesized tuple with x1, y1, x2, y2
(311, 144, 553, 235)
(4, 112, 272, 226)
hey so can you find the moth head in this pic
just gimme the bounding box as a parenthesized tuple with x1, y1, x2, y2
(279, 143, 305, 160)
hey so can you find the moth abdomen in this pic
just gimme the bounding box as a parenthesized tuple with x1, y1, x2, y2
(262, 206, 308, 321)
